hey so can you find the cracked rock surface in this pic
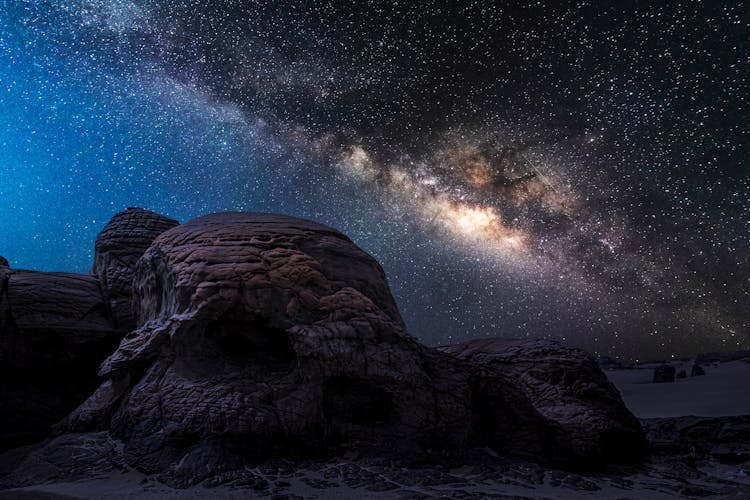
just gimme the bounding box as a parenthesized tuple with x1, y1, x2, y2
(443, 338, 648, 469)
(0, 269, 121, 449)
(0, 207, 175, 450)
(1, 210, 649, 490)
(91, 207, 179, 330)
(64, 212, 475, 482)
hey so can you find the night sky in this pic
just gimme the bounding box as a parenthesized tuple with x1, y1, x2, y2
(1, 1, 748, 360)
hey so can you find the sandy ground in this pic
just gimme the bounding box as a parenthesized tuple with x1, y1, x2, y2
(606, 358, 750, 418)
(2, 357, 749, 499)
(0, 464, 703, 500)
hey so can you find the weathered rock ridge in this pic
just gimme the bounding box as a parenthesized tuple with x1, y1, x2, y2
(443, 338, 647, 468)
(0, 269, 121, 448)
(62, 213, 475, 479)
(0, 209, 646, 487)
(92, 207, 179, 330)
(0, 208, 177, 449)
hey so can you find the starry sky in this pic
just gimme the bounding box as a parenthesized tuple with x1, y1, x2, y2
(1, 1, 748, 360)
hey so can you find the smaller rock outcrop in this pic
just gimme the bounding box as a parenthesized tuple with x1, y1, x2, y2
(91, 207, 179, 331)
(0, 270, 121, 449)
(691, 363, 705, 377)
(442, 338, 648, 469)
(645, 415, 750, 464)
(0, 256, 8, 268)
(0, 209, 180, 450)
(653, 364, 675, 383)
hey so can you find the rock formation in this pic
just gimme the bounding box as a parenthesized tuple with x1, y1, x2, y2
(0, 256, 8, 268)
(63, 213, 474, 485)
(691, 363, 705, 376)
(653, 364, 675, 383)
(645, 415, 750, 465)
(91, 207, 179, 330)
(0, 209, 647, 488)
(0, 269, 121, 448)
(442, 338, 648, 469)
(0, 207, 177, 450)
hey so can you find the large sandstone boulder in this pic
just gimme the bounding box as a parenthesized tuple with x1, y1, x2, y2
(64, 212, 472, 484)
(0, 269, 121, 449)
(0, 209, 647, 487)
(91, 207, 179, 330)
(443, 338, 648, 469)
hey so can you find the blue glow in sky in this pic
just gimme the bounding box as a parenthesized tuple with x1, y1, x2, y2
(1, 1, 747, 359)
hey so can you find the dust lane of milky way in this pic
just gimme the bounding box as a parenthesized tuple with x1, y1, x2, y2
(0, 1, 747, 360)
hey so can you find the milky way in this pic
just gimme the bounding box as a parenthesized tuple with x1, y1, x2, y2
(1, 1, 748, 359)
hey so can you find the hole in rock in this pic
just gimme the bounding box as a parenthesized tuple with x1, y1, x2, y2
(598, 427, 645, 465)
(322, 376, 393, 426)
(204, 313, 297, 372)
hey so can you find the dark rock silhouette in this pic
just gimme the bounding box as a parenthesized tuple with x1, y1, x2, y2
(695, 350, 750, 364)
(443, 338, 648, 468)
(0, 208, 176, 450)
(676, 369, 687, 379)
(0, 256, 8, 268)
(0, 209, 647, 488)
(91, 207, 179, 330)
(653, 364, 676, 383)
(0, 269, 121, 449)
(691, 363, 706, 377)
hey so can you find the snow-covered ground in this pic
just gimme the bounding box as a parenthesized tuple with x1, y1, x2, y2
(606, 358, 750, 418)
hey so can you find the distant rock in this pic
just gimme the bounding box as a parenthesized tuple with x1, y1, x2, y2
(596, 355, 626, 370)
(695, 350, 750, 364)
(676, 369, 687, 379)
(91, 207, 179, 331)
(0, 256, 8, 268)
(653, 364, 675, 383)
(691, 363, 705, 377)
(0, 269, 121, 449)
(443, 338, 648, 469)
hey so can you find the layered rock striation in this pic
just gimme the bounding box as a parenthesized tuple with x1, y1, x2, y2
(443, 338, 648, 468)
(63, 213, 474, 483)
(91, 207, 179, 330)
(1, 209, 646, 486)
(0, 269, 120, 448)
(0, 208, 177, 449)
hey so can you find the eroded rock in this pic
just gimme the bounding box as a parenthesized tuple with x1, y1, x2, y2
(0, 269, 121, 449)
(653, 364, 675, 383)
(1, 210, 648, 485)
(443, 338, 648, 469)
(91, 207, 179, 330)
(64, 212, 473, 483)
